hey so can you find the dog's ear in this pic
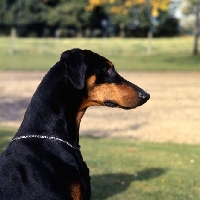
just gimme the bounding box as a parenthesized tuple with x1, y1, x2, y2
(61, 48, 86, 89)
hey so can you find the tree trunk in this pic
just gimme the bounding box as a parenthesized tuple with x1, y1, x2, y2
(10, 27, 17, 54)
(147, 29, 153, 56)
(119, 23, 125, 37)
(77, 26, 82, 38)
(193, 3, 200, 56)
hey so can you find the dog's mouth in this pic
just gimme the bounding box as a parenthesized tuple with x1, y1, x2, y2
(103, 98, 149, 109)
(103, 100, 119, 108)
(103, 100, 134, 110)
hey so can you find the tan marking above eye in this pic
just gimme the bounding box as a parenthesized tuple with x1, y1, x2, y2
(106, 61, 113, 67)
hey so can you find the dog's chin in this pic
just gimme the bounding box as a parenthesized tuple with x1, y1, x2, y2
(103, 99, 148, 110)
(103, 100, 136, 110)
(103, 100, 119, 108)
(137, 99, 149, 107)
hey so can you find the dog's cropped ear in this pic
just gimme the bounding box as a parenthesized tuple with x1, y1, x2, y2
(61, 48, 86, 89)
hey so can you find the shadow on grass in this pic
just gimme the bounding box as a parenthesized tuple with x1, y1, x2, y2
(91, 168, 167, 199)
(0, 97, 30, 122)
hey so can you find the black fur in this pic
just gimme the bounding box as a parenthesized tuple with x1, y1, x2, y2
(0, 49, 91, 199)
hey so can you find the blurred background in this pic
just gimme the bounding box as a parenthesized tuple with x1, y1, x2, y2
(0, 0, 200, 199)
(0, 0, 181, 38)
(0, 0, 198, 39)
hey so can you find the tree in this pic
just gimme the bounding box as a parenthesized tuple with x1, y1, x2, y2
(46, 0, 89, 27)
(5, 0, 47, 25)
(88, 0, 170, 15)
(0, 0, 6, 25)
(45, 0, 89, 37)
(0, 0, 89, 37)
(87, 0, 170, 37)
(1, 0, 48, 36)
(181, 0, 200, 55)
(87, 0, 170, 21)
(0, 0, 173, 37)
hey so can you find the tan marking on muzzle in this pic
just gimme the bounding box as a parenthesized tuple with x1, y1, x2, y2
(77, 76, 140, 123)
(87, 75, 96, 87)
(88, 83, 139, 108)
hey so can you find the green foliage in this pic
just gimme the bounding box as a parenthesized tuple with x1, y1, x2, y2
(45, 0, 89, 27)
(110, 3, 152, 26)
(0, 0, 7, 25)
(0, 0, 178, 38)
(1, 0, 88, 27)
(4, 0, 48, 25)
(0, 127, 200, 199)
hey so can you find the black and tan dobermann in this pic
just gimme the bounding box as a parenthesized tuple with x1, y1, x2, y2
(0, 49, 150, 200)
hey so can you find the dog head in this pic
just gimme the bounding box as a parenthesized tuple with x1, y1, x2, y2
(61, 48, 150, 110)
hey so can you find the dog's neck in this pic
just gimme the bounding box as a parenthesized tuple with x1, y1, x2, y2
(16, 62, 85, 147)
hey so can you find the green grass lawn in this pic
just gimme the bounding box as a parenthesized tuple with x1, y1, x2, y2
(0, 37, 200, 71)
(0, 127, 200, 200)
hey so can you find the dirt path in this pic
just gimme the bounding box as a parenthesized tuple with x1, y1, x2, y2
(0, 71, 200, 144)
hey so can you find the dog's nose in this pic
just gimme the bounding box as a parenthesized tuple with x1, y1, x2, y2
(139, 91, 150, 101)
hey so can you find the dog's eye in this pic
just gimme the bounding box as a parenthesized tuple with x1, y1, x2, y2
(103, 67, 112, 74)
